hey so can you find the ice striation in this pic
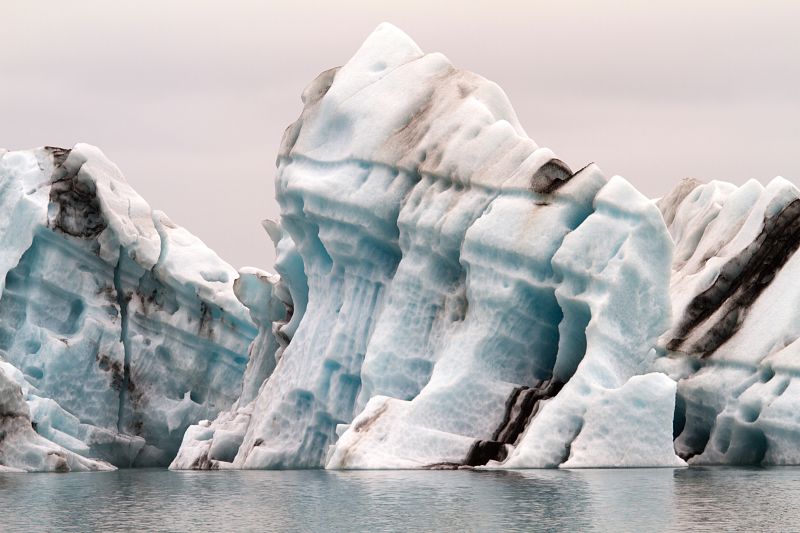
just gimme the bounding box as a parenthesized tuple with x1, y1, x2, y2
(0, 145, 257, 470)
(656, 176, 800, 465)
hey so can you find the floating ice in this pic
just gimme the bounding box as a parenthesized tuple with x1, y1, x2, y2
(175, 23, 686, 470)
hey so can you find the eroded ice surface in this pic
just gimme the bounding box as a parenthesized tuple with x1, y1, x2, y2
(0, 145, 257, 470)
(0, 362, 113, 472)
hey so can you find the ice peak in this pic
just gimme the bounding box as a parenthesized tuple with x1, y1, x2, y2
(351, 22, 425, 70)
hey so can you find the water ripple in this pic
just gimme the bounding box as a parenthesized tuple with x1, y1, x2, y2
(1, 467, 798, 532)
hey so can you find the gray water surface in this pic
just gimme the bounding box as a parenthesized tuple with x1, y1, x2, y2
(1, 467, 798, 532)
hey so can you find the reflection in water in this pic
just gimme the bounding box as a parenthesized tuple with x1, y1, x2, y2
(1, 467, 799, 532)
(579, 468, 676, 531)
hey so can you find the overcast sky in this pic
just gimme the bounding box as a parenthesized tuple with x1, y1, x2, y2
(4, 1, 799, 270)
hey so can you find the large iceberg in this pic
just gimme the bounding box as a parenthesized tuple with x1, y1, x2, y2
(0, 145, 257, 470)
(173, 23, 800, 470)
(172, 23, 693, 470)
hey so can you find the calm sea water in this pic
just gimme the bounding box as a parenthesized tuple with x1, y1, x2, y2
(1, 467, 798, 532)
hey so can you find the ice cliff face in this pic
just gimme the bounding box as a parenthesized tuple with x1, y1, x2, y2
(172, 23, 686, 470)
(0, 145, 256, 470)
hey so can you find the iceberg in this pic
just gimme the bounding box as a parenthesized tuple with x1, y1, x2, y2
(0, 145, 257, 470)
(173, 23, 687, 470)
(6, 23, 798, 472)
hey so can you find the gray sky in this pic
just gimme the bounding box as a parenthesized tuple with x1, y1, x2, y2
(3, 1, 799, 270)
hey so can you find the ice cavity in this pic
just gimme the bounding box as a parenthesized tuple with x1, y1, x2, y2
(173, 23, 683, 470)
(0, 145, 257, 470)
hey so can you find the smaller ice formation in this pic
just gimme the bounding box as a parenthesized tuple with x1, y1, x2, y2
(560, 373, 685, 468)
(0, 145, 257, 470)
(657, 177, 800, 465)
(170, 252, 295, 469)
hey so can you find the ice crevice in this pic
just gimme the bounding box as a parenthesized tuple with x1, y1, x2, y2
(113, 246, 132, 438)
